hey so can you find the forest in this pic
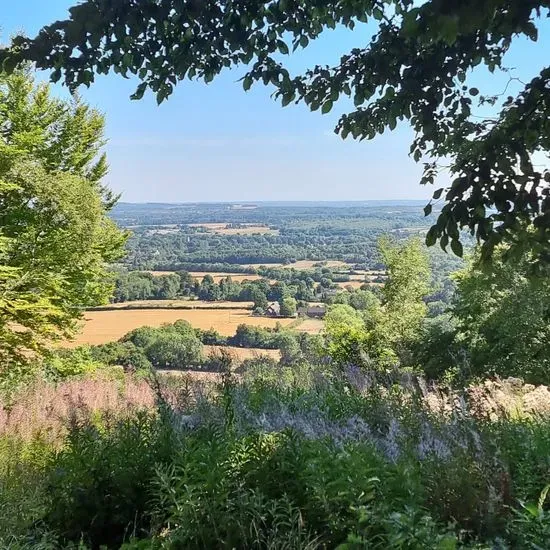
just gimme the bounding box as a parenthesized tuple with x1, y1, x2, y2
(116, 202, 433, 268)
(2, 1, 550, 549)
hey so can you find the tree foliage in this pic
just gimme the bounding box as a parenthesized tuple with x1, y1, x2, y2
(3, 1, 550, 266)
(378, 236, 431, 349)
(324, 238, 430, 368)
(452, 246, 550, 383)
(0, 70, 126, 367)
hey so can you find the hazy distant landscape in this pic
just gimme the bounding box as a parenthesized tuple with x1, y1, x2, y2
(66, 201, 460, 351)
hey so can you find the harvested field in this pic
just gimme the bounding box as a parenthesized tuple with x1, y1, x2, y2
(188, 272, 263, 282)
(294, 318, 324, 334)
(64, 309, 296, 347)
(187, 223, 278, 235)
(244, 262, 284, 269)
(335, 281, 383, 290)
(94, 300, 254, 310)
(335, 281, 365, 289)
(284, 260, 350, 270)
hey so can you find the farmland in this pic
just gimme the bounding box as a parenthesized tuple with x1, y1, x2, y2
(188, 272, 263, 282)
(93, 300, 254, 310)
(65, 308, 301, 347)
(188, 222, 279, 235)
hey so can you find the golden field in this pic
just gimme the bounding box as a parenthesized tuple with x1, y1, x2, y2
(95, 300, 254, 309)
(187, 223, 278, 235)
(64, 308, 298, 347)
(188, 272, 264, 282)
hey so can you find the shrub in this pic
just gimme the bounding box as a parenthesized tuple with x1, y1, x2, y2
(44, 412, 174, 548)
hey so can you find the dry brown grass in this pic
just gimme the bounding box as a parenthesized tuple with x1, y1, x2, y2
(64, 309, 297, 347)
(335, 281, 368, 289)
(187, 223, 278, 235)
(243, 262, 284, 269)
(188, 272, 263, 282)
(294, 318, 324, 334)
(0, 373, 156, 442)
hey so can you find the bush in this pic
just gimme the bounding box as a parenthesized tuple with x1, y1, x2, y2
(3, 367, 550, 548)
(43, 412, 174, 548)
(44, 348, 101, 380)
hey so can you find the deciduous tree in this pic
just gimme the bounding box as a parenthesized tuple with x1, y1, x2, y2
(0, 70, 126, 367)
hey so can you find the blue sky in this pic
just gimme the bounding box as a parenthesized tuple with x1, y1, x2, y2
(2, 2, 549, 203)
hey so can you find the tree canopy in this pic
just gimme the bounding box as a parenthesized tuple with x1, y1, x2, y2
(2, 1, 549, 267)
(0, 70, 126, 368)
(452, 246, 550, 383)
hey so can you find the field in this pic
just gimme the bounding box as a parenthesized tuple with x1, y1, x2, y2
(64, 308, 298, 347)
(294, 318, 324, 334)
(284, 260, 350, 269)
(93, 300, 254, 310)
(188, 223, 278, 235)
(188, 272, 263, 282)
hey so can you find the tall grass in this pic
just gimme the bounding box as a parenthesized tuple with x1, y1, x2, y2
(1, 364, 550, 548)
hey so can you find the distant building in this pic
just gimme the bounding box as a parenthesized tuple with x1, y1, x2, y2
(266, 302, 281, 317)
(301, 305, 326, 318)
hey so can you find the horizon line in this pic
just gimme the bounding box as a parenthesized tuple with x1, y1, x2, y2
(115, 199, 428, 205)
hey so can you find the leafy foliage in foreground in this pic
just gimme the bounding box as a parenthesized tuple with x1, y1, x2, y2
(4, 1, 550, 266)
(3, 366, 550, 548)
(0, 70, 126, 371)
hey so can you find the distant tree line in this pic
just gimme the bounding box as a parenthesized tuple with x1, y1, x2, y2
(113, 269, 342, 310)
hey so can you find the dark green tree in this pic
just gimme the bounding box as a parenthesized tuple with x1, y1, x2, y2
(452, 246, 550, 384)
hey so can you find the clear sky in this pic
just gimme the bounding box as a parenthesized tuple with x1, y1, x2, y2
(2, 2, 549, 203)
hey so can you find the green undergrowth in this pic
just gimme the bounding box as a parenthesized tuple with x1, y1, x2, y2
(1, 366, 550, 549)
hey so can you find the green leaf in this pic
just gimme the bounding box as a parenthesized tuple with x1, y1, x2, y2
(424, 204, 432, 216)
(321, 100, 333, 114)
(450, 238, 463, 257)
(426, 226, 438, 246)
(2, 52, 21, 74)
(242, 76, 253, 91)
(433, 188, 444, 200)
(469, 87, 479, 96)
(131, 82, 147, 101)
(373, 7, 384, 21)
(281, 92, 295, 107)
(401, 8, 420, 36)
(277, 40, 289, 55)
(439, 15, 459, 45)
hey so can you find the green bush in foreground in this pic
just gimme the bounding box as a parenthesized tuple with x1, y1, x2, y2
(1, 367, 550, 549)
